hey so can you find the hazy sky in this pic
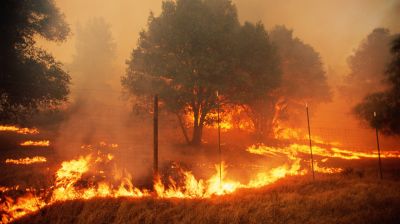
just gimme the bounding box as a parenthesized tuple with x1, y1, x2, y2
(38, 0, 400, 76)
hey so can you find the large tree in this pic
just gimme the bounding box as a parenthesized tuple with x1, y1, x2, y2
(0, 0, 70, 123)
(354, 35, 400, 135)
(230, 22, 281, 139)
(341, 28, 394, 102)
(266, 26, 331, 136)
(123, 0, 242, 145)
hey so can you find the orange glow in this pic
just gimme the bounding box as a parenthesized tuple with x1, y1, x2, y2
(246, 143, 400, 160)
(20, 140, 50, 147)
(5, 156, 47, 165)
(0, 125, 39, 135)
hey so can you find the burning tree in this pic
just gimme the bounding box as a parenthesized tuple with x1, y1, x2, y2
(0, 0, 70, 124)
(245, 25, 331, 138)
(229, 22, 281, 139)
(122, 0, 280, 145)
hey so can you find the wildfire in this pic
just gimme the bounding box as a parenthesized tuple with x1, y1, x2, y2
(155, 162, 240, 198)
(273, 124, 341, 146)
(0, 125, 39, 135)
(5, 156, 47, 165)
(1, 193, 45, 223)
(246, 143, 400, 160)
(20, 140, 50, 147)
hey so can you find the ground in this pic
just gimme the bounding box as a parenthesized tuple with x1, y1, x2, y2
(12, 175, 400, 224)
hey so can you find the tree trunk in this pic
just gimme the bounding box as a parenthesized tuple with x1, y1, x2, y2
(190, 105, 206, 146)
(191, 124, 203, 145)
(175, 112, 190, 144)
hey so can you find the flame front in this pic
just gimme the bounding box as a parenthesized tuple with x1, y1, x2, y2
(5, 156, 47, 165)
(20, 140, 50, 147)
(0, 125, 39, 135)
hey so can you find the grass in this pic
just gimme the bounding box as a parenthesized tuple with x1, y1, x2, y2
(14, 175, 400, 224)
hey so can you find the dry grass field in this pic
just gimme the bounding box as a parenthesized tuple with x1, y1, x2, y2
(13, 175, 400, 224)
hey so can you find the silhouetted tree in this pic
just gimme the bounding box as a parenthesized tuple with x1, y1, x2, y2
(122, 0, 242, 145)
(268, 26, 331, 136)
(354, 35, 400, 135)
(230, 22, 281, 139)
(70, 18, 116, 88)
(341, 28, 394, 102)
(0, 0, 70, 123)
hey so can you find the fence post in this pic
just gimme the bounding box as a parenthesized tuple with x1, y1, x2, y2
(374, 112, 383, 180)
(306, 104, 315, 181)
(153, 95, 159, 181)
(217, 91, 222, 188)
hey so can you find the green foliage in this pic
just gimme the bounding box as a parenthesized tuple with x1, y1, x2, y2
(354, 35, 400, 135)
(0, 0, 70, 124)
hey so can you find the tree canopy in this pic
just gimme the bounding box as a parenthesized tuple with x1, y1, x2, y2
(0, 0, 70, 123)
(263, 26, 331, 135)
(342, 28, 394, 102)
(354, 35, 400, 135)
(122, 0, 281, 145)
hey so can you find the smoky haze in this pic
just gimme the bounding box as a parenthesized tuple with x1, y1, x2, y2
(36, 0, 400, 159)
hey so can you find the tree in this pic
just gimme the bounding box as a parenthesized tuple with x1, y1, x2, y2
(267, 26, 331, 136)
(230, 22, 281, 139)
(0, 0, 70, 123)
(354, 35, 400, 135)
(70, 18, 116, 87)
(341, 28, 394, 102)
(122, 0, 241, 145)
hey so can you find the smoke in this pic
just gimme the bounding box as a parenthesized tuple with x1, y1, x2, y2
(51, 18, 155, 184)
(35, 0, 399, 161)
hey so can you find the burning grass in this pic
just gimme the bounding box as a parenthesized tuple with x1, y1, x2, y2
(19, 141, 50, 147)
(0, 126, 38, 135)
(12, 176, 400, 224)
(4, 157, 47, 165)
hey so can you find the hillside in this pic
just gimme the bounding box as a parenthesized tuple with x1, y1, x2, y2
(14, 176, 400, 224)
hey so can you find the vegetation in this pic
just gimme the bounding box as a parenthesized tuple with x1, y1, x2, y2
(122, 0, 332, 144)
(267, 26, 331, 133)
(122, 0, 258, 145)
(354, 35, 400, 136)
(15, 176, 400, 224)
(342, 28, 395, 101)
(0, 0, 70, 124)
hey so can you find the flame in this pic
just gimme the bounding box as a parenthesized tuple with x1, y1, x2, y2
(0, 125, 39, 135)
(273, 124, 341, 146)
(1, 138, 397, 223)
(314, 161, 343, 174)
(247, 157, 306, 188)
(20, 140, 50, 147)
(5, 156, 47, 165)
(1, 194, 45, 223)
(184, 106, 254, 132)
(246, 143, 400, 160)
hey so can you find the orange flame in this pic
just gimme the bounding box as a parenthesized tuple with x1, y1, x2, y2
(0, 125, 39, 135)
(5, 156, 47, 165)
(20, 140, 50, 147)
(246, 143, 400, 160)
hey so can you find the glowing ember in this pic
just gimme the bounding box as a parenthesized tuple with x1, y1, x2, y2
(20, 140, 50, 147)
(0, 125, 39, 135)
(5, 156, 47, 165)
